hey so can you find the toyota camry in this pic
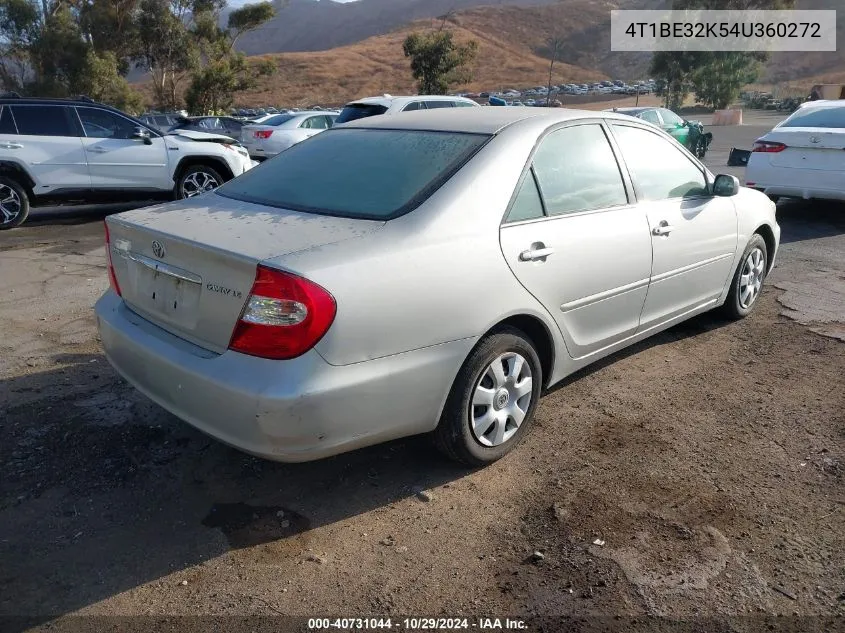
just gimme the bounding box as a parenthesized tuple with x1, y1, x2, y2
(96, 108, 780, 466)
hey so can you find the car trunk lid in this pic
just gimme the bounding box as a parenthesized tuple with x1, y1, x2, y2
(765, 128, 845, 171)
(106, 194, 383, 353)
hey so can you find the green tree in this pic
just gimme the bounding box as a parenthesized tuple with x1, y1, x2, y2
(650, 0, 795, 110)
(185, 1, 275, 114)
(76, 50, 144, 113)
(0, 0, 41, 91)
(402, 30, 478, 95)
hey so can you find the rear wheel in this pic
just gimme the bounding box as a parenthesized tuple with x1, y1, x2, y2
(694, 136, 707, 158)
(176, 165, 223, 199)
(722, 234, 768, 320)
(434, 327, 543, 466)
(0, 176, 30, 230)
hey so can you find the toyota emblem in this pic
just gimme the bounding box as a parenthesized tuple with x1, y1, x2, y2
(151, 240, 166, 259)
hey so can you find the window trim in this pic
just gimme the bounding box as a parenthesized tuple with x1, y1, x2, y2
(501, 119, 635, 227)
(607, 121, 714, 203)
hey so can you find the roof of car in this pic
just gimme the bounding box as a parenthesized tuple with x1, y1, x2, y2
(608, 107, 655, 114)
(346, 95, 478, 107)
(342, 107, 632, 135)
(0, 96, 116, 108)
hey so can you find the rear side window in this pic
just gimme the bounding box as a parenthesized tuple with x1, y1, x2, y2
(402, 101, 425, 112)
(639, 110, 660, 125)
(0, 106, 16, 134)
(424, 101, 454, 109)
(454, 100, 477, 108)
(217, 128, 490, 219)
(300, 116, 329, 130)
(335, 104, 388, 124)
(532, 124, 628, 216)
(11, 105, 76, 136)
(781, 107, 845, 129)
(506, 170, 545, 222)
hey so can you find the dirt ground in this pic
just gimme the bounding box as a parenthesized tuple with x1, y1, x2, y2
(0, 121, 843, 633)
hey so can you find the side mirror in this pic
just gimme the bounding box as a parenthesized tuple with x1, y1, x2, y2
(713, 174, 740, 197)
(132, 127, 152, 145)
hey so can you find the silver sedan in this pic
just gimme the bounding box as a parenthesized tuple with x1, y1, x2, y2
(95, 108, 780, 465)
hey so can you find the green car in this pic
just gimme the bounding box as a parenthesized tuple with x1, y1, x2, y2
(607, 106, 713, 158)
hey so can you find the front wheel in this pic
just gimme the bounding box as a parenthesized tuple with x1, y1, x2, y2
(722, 234, 768, 320)
(176, 165, 223, 199)
(0, 176, 30, 230)
(694, 136, 707, 158)
(434, 327, 543, 466)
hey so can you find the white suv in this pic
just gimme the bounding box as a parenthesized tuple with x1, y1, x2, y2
(0, 97, 256, 229)
(335, 94, 480, 124)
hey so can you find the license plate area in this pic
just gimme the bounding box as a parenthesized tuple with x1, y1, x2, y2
(123, 253, 202, 328)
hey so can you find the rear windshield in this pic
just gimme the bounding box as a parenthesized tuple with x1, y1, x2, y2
(781, 107, 845, 129)
(261, 114, 295, 126)
(335, 104, 389, 124)
(216, 128, 490, 219)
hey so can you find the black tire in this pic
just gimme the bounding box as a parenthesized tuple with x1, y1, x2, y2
(694, 137, 707, 158)
(0, 175, 30, 230)
(434, 326, 543, 466)
(722, 234, 768, 320)
(175, 164, 224, 199)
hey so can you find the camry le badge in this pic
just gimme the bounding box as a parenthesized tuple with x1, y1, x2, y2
(151, 240, 166, 259)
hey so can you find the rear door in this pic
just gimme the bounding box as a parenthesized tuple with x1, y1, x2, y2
(499, 121, 653, 359)
(75, 106, 170, 191)
(5, 104, 91, 191)
(610, 123, 737, 328)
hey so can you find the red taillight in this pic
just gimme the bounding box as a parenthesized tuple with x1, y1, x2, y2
(228, 265, 336, 360)
(752, 140, 787, 153)
(253, 130, 273, 139)
(103, 221, 122, 297)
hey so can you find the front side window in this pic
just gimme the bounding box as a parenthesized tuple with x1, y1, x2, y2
(11, 105, 76, 136)
(659, 108, 684, 126)
(77, 107, 137, 139)
(531, 123, 628, 216)
(217, 128, 490, 219)
(612, 124, 709, 200)
(639, 110, 660, 125)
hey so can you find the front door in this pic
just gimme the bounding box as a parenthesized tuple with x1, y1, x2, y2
(499, 122, 653, 359)
(75, 106, 170, 191)
(609, 123, 738, 328)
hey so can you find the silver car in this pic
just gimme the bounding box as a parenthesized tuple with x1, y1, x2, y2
(95, 108, 780, 465)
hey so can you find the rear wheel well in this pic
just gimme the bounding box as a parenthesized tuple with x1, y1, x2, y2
(489, 315, 555, 388)
(0, 161, 34, 198)
(173, 157, 234, 184)
(754, 224, 776, 272)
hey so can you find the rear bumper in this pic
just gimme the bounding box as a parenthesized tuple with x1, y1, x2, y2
(95, 291, 474, 462)
(746, 161, 845, 201)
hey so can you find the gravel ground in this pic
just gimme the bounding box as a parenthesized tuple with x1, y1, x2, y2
(0, 116, 843, 633)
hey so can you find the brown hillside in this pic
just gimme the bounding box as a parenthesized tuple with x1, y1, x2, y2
(231, 21, 607, 107)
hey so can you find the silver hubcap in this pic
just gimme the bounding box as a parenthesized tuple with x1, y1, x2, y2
(182, 171, 220, 197)
(471, 352, 533, 447)
(739, 247, 765, 309)
(0, 184, 22, 225)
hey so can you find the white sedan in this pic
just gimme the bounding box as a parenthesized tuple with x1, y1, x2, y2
(241, 111, 338, 160)
(746, 100, 845, 202)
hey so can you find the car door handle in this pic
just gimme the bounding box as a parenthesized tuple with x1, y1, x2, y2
(652, 222, 675, 236)
(519, 246, 555, 261)
(0, 142, 23, 149)
(87, 147, 108, 153)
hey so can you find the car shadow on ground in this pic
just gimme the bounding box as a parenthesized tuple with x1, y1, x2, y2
(23, 201, 160, 228)
(0, 352, 472, 630)
(776, 199, 845, 244)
